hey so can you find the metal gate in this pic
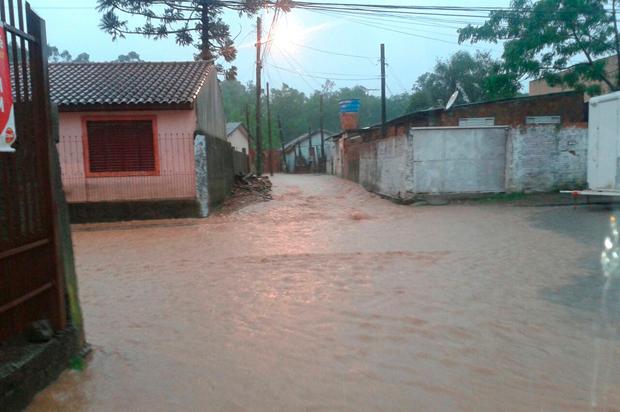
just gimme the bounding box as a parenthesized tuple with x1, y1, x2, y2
(0, 1, 65, 341)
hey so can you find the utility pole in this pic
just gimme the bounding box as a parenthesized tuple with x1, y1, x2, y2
(380, 43, 387, 138)
(245, 103, 252, 172)
(278, 114, 289, 173)
(266, 82, 273, 176)
(255, 17, 263, 176)
(320, 94, 325, 173)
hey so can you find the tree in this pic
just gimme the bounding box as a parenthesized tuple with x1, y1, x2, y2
(47, 46, 90, 63)
(73, 53, 90, 63)
(220, 80, 413, 145)
(96, 0, 281, 79)
(458, 0, 620, 95)
(408, 51, 520, 111)
(116, 51, 142, 62)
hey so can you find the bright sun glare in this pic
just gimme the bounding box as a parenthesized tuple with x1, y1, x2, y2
(270, 17, 305, 55)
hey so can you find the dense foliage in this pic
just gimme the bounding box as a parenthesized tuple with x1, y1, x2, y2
(221, 80, 411, 147)
(459, 0, 620, 94)
(408, 51, 520, 111)
(96, 0, 268, 79)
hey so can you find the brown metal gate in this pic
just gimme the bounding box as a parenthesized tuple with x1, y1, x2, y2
(0, 1, 65, 341)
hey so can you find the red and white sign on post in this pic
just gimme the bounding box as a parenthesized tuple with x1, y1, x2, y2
(0, 24, 16, 153)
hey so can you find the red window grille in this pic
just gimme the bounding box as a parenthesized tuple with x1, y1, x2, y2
(85, 119, 158, 175)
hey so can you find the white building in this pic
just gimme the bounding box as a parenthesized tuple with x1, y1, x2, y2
(226, 122, 250, 154)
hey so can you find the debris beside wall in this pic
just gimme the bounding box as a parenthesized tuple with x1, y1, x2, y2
(216, 174, 273, 213)
(235, 174, 273, 200)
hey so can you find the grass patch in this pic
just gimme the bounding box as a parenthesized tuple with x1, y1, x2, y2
(68, 356, 85, 372)
(473, 192, 527, 203)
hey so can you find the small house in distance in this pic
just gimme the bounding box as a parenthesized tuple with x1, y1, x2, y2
(50, 61, 239, 221)
(226, 122, 250, 154)
(283, 129, 334, 173)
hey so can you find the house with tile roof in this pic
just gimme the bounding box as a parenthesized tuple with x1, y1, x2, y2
(50, 61, 235, 220)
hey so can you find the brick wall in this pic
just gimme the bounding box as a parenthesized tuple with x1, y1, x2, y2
(438, 92, 587, 127)
(364, 92, 586, 141)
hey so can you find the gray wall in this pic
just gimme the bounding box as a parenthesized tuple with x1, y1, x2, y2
(359, 133, 413, 198)
(195, 134, 240, 217)
(506, 126, 587, 192)
(412, 127, 507, 194)
(195, 67, 226, 140)
(233, 150, 250, 175)
(333, 125, 588, 198)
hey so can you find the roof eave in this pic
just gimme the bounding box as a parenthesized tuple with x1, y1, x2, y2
(57, 102, 194, 113)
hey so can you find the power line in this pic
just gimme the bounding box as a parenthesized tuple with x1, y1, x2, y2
(265, 62, 380, 81)
(386, 62, 409, 94)
(291, 42, 375, 60)
(311, 9, 467, 45)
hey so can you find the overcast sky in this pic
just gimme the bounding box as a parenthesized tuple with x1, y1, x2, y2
(28, 0, 511, 96)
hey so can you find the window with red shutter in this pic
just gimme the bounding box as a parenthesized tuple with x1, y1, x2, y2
(85, 119, 157, 175)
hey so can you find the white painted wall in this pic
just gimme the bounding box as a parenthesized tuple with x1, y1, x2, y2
(507, 125, 588, 192)
(359, 133, 413, 198)
(333, 123, 587, 197)
(588, 91, 620, 190)
(227, 128, 249, 153)
(412, 127, 507, 194)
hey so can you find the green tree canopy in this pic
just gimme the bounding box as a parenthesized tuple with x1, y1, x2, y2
(47, 46, 90, 63)
(116, 51, 142, 62)
(459, 0, 620, 95)
(408, 51, 520, 112)
(221, 80, 412, 147)
(96, 0, 276, 79)
(73, 53, 90, 63)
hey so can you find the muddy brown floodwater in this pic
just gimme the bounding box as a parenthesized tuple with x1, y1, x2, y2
(28, 174, 620, 411)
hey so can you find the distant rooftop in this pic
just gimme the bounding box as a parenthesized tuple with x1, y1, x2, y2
(49, 61, 213, 110)
(226, 122, 243, 136)
(284, 129, 336, 152)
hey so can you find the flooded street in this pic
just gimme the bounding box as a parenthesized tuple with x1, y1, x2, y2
(28, 174, 620, 411)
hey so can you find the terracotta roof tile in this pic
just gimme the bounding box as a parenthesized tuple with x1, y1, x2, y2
(49, 61, 213, 108)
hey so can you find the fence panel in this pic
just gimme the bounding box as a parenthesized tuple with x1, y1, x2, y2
(58, 133, 196, 203)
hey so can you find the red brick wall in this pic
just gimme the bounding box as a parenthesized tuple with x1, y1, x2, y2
(361, 92, 587, 141)
(438, 92, 587, 127)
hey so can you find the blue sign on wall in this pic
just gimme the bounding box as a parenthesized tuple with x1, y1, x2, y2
(339, 99, 361, 113)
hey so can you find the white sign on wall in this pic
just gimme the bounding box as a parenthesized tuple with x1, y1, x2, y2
(458, 117, 495, 127)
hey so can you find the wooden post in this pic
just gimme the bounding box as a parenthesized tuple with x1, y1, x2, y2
(278, 114, 288, 173)
(320, 94, 325, 172)
(255, 17, 263, 175)
(245, 104, 252, 172)
(267, 82, 273, 176)
(380, 43, 387, 139)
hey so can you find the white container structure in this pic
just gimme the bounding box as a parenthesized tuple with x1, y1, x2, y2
(588, 91, 620, 191)
(563, 91, 620, 197)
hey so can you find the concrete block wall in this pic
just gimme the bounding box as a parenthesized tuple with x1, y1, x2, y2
(411, 127, 507, 194)
(359, 133, 413, 199)
(333, 124, 588, 197)
(194, 134, 236, 217)
(233, 150, 249, 175)
(506, 126, 588, 192)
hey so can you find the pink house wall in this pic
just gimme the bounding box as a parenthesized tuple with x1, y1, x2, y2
(57, 110, 198, 203)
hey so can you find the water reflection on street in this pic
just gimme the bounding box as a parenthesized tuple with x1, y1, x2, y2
(28, 175, 620, 411)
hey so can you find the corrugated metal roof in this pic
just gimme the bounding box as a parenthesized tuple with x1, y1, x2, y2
(49, 61, 213, 108)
